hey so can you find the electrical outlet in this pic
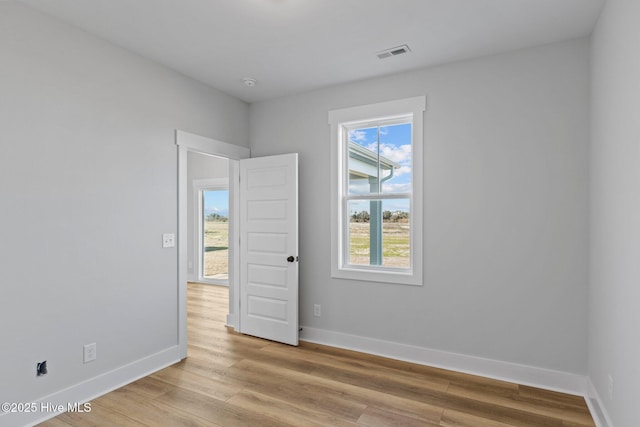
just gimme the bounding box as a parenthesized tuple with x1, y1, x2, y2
(84, 343, 97, 363)
(313, 304, 321, 317)
(608, 375, 614, 400)
(162, 233, 175, 248)
(36, 361, 47, 377)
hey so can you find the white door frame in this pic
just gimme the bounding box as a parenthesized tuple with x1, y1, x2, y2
(176, 130, 249, 358)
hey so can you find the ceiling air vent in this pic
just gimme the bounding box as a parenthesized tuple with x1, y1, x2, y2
(376, 44, 411, 60)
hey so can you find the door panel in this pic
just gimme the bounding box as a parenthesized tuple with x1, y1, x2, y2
(239, 153, 298, 345)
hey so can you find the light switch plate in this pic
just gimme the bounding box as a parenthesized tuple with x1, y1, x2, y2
(162, 233, 175, 248)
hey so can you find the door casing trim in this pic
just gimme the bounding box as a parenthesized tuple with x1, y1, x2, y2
(176, 130, 249, 357)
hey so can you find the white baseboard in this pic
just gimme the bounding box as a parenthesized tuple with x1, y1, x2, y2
(585, 378, 614, 427)
(226, 313, 236, 329)
(300, 326, 587, 396)
(3, 328, 600, 427)
(0, 346, 182, 427)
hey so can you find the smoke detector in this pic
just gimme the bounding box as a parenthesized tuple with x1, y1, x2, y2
(243, 77, 257, 87)
(376, 44, 411, 60)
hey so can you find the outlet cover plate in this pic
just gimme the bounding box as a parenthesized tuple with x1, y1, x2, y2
(162, 233, 175, 248)
(84, 343, 97, 363)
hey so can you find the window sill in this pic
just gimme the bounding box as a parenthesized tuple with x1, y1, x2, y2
(332, 266, 423, 286)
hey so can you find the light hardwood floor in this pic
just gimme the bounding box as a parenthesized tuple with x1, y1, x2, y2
(40, 283, 595, 426)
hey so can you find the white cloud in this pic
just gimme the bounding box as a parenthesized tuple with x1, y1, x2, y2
(392, 165, 412, 178)
(380, 143, 411, 165)
(382, 183, 412, 193)
(348, 129, 368, 143)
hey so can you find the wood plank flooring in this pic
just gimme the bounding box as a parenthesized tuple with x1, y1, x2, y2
(40, 283, 595, 427)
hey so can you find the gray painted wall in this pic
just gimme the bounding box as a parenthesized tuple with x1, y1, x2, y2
(2, 0, 615, 421)
(0, 1, 248, 406)
(590, 0, 640, 424)
(250, 38, 590, 374)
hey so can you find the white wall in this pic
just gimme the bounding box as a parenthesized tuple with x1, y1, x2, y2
(250, 39, 590, 375)
(589, 0, 640, 425)
(186, 152, 229, 281)
(0, 2, 248, 424)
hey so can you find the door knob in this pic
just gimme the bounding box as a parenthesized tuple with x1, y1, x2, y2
(287, 256, 295, 262)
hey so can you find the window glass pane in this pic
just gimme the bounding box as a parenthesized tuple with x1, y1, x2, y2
(347, 200, 371, 266)
(347, 126, 379, 195)
(379, 123, 412, 195)
(347, 199, 411, 269)
(381, 199, 410, 268)
(347, 122, 412, 196)
(202, 190, 229, 280)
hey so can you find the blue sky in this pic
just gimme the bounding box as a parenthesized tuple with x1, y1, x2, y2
(203, 190, 229, 217)
(348, 122, 412, 213)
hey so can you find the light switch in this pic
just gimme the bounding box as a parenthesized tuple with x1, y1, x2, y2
(162, 233, 175, 248)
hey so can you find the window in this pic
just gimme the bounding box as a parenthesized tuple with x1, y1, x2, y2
(329, 97, 425, 285)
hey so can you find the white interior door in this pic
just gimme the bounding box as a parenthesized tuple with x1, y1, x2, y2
(239, 153, 299, 345)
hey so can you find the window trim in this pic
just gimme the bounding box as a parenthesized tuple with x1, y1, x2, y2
(329, 96, 426, 286)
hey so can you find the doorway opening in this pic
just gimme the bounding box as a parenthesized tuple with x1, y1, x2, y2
(188, 151, 230, 287)
(178, 133, 299, 351)
(200, 187, 229, 284)
(178, 130, 249, 357)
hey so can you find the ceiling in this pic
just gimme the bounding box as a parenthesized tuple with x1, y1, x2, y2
(20, 0, 604, 103)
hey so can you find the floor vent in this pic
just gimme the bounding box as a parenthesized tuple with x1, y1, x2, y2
(376, 44, 411, 59)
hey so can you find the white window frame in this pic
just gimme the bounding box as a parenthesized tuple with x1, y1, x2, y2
(329, 96, 425, 286)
